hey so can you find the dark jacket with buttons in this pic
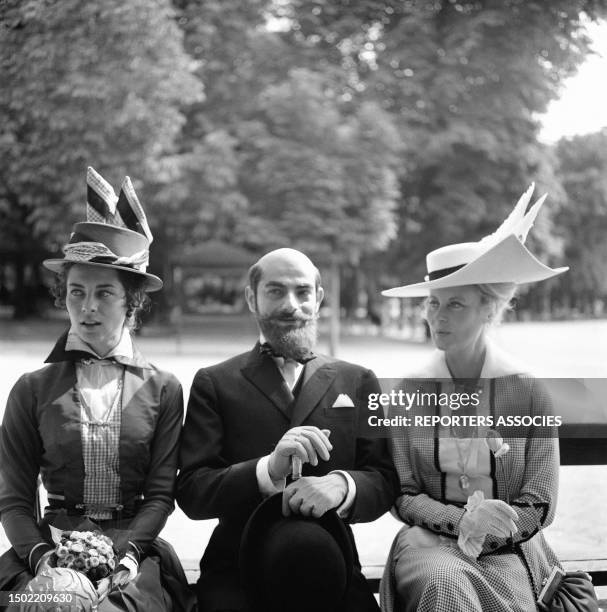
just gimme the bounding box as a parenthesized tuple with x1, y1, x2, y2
(385, 373, 561, 608)
(0, 333, 183, 573)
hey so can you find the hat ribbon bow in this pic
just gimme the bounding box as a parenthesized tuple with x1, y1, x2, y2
(63, 242, 149, 271)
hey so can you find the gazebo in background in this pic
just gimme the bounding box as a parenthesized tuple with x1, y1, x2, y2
(170, 240, 258, 316)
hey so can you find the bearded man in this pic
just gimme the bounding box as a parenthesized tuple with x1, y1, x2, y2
(177, 248, 397, 612)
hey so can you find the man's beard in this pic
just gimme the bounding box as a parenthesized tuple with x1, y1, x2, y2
(256, 311, 318, 361)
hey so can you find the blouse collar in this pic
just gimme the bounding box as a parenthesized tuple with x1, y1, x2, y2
(45, 327, 152, 369)
(413, 338, 528, 379)
(65, 326, 133, 360)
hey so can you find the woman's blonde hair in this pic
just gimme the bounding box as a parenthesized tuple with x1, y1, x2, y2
(421, 283, 517, 324)
(476, 283, 517, 324)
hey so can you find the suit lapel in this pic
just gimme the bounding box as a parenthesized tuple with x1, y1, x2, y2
(241, 345, 293, 419)
(290, 355, 337, 426)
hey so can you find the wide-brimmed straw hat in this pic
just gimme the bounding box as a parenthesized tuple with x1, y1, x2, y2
(239, 493, 354, 612)
(382, 184, 568, 298)
(43, 167, 162, 291)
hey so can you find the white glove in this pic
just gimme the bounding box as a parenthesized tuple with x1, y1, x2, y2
(34, 550, 54, 575)
(111, 554, 138, 589)
(459, 490, 518, 539)
(458, 531, 486, 559)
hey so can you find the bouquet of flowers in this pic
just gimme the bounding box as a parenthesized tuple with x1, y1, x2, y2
(52, 530, 117, 583)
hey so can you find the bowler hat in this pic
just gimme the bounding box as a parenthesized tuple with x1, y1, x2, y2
(240, 493, 354, 612)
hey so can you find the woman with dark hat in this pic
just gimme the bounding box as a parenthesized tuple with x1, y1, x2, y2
(379, 186, 574, 611)
(0, 168, 192, 611)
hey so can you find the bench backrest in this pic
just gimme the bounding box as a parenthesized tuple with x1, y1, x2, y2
(559, 424, 607, 465)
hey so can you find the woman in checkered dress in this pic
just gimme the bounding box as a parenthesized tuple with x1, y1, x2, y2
(0, 169, 193, 611)
(379, 187, 568, 611)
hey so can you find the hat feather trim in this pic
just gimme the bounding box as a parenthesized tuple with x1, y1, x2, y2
(86, 167, 120, 223)
(117, 176, 153, 243)
(477, 183, 547, 251)
(517, 193, 546, 243)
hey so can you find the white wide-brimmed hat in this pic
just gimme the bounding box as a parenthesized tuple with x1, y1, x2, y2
(382, 184, 568, 298)
(43, 167, 162, 291)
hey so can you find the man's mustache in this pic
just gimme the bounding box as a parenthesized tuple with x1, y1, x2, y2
(259, 312, 315, 323)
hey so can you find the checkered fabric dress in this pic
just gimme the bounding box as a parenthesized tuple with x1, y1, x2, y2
(380, 349, 561, 612)
(76, 363, 123, 520)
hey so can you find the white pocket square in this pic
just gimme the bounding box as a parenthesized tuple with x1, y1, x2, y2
(332, 393, 355, 408)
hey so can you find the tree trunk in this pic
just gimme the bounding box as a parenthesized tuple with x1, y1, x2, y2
(171, 265, 184, 354)
(12, 257, 27, 320)
(329, 255, 340, 357)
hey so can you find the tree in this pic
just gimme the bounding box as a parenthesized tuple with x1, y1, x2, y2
(0, 0, 203, 317)
(554, 129, 607, 312)
(168, 0, 295, 250)
(275, 1, 607, 298)
(172, 5, 402, 350)
(235, 68, 401, 351)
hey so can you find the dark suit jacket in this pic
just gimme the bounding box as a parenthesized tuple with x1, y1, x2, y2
(177, 345, 397, 579)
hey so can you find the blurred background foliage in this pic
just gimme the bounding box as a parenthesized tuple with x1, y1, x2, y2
(1, 0, 607, 320)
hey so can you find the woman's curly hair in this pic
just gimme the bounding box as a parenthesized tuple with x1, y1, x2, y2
(51, 263, 151, 330)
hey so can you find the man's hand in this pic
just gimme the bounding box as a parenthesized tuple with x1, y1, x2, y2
(282, 474, 348, 518)
(268, 426, 332, 480)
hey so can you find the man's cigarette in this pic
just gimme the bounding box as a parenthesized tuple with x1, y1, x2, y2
(291, 456, 302, 480)
(291, 430, 331, 479)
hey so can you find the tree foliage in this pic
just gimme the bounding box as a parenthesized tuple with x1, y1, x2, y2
(274, 0, 606, 285)
(555, 129, 607, 301)
(235, 68, 401, 259)
(170, 0, 401, 261)
(0, 0, 202, 251)
(2, 0, 607, 319)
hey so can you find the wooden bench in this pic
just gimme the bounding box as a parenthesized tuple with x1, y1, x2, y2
(555, 425, 607, 592)
(1, 423, 605, 605)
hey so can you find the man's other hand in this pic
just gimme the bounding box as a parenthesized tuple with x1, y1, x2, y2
(282, 474, 347, 518)
(268, 426, 332, 480)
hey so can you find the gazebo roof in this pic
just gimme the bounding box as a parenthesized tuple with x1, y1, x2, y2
(174, 240, 257, 270)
